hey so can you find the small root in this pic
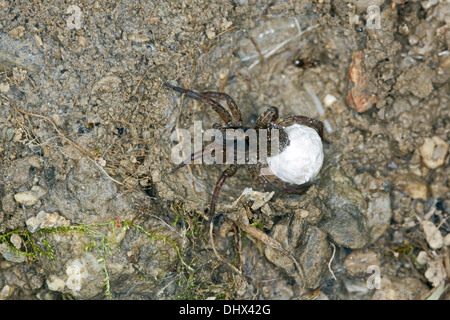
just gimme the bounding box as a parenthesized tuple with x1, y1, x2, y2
(328, 242, 337, 281)
(209, 220, 244, 278)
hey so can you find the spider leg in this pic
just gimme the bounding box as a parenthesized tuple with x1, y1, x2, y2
(251, 163, 309, 194)
(264, 174, 309, 194)
(255, 106, 279, 128)
(170, 143, 224, 174)
(247, 164, 273, 192)
(165, 84, 233, 125)
(200, 92, 243, 125)
(210, 165, 238, 217)
(276, 115, 326, 141)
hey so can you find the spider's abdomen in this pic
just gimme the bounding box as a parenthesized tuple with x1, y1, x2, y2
(267, 124, 323, 185)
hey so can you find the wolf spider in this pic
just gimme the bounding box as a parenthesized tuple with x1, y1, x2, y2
(165, 84, 325, 218)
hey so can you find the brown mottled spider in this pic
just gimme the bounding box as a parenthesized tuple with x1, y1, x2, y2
(165, 83, 325, 218)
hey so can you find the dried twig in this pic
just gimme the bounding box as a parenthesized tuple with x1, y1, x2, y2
(247, 35, 264, 66)
(212, 26, 236, 40)
(132, 65, 155, 95)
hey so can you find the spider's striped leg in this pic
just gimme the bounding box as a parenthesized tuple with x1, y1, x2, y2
(170, 143, 224, 174)
(247, 164, 273, 192)
(254, 106, 279, 128)
(201, 92, 243, 125)
(210, 165, 238, 217)
(164, 84, 233, 125)
(276, 115, 326, 141)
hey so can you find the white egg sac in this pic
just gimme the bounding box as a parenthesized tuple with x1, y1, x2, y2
(267, 124, 324, 185)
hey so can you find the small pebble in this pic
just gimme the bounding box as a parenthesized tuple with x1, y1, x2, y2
(78, 35, 87, 47)
(323, 94, 337, 107)
(343, 279, 370, 298)
(14, 186, 47, 206)
(46, 276, 66, 292)
(0, 285, 12, 300)
(371, 278, 403, 300)
(206, 28, 216, 40)
(417, 251, 447, 287)
(10, 234, 22, 249)
(98, 158, 106, 167)
(34, 34, 43, 47)
(8, 26, 25, 39)
(14, 191, 39, 206)
(419, 136, 448, 169)
(26, 211, 70, 233)
(421, 220, 444, 250)
(0, 243, 26, 263)
(343, 249, 380, 277)
(394, 173, 427, 200)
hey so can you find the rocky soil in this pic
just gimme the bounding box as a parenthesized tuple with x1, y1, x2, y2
(0, 0, 449, 300)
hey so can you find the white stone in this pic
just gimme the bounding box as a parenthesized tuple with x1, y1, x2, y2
(14, 186, 47, 207)
(267, 124, 323, 185)
(26, 216, 41, 233)
(14, 191, 39, 206)
(417, 251, 446, 287)
(98, 158, 106, 167)
(419, 136, 448, 169)
(0, 285, 12, 300)
(66, 259, 88, 292)
(0, 243, 26, 263)
(46, 275, 65, 292)
(206, 28, 216, 40)
(421, 220, 444, 250)
(26, 211, 70, 233)
(323, 94, 337, 107)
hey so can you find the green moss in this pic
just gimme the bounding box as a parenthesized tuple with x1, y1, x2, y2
(171, 200, 207, 242)
(250, 221, 265, 229)
(0, 229, 54, 259)
(390, 243, 416, 259)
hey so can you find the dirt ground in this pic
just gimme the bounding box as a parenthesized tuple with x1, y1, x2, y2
(0, 0, 449, 300)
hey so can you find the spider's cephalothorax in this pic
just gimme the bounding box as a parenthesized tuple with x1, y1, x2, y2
(165, 84, 325, 217)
